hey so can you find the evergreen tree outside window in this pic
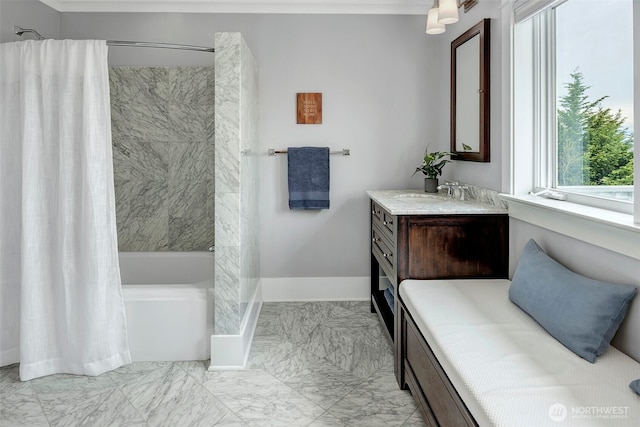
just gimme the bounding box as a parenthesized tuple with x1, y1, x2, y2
(555, 0, 634, 202)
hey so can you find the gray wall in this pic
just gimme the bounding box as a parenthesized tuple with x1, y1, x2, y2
(110, 66, 215, 251)
(251, 15, 438, 278)
(0, 0, 59, 42)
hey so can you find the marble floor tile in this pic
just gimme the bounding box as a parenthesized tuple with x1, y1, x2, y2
(211, 410, 248, 426)
(258, 302, 353, 341)
(282, 363, 364, 410)
(247, 334, 317, 381)
(296, 310, 392, 380)
(247, 334, 364, 409)
(1, 302, 423, 427)
(0, 365, 49, 427)
(0, 393, 50, 427)
(66, 388, 147, 427)
(332, 300, 372, 312)
(253, 322, 278, 338)
(311, 408, 426, 427)
(175, 359, 212, 384)
(30, 372, 142, 427)
(109, 362, 231, 426)
(259, 301, 381, 357)
(401, 410, 429, 426)
(0, 363, 29, 394)
(324, 369, 418, 426)
(254, 300, 395, 379)
(308, 412, 346, 426)
(202, 369, 325, 427)
(323, 326, 394, 379)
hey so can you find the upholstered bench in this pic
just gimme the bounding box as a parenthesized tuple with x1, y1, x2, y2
(397, 241, 639, 427)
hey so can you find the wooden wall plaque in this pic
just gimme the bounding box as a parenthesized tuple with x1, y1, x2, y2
(297, 93, 322, 124)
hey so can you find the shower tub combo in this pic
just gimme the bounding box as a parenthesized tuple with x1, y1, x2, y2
(119, 252, 214, 361)
(8, 27, 259, 369)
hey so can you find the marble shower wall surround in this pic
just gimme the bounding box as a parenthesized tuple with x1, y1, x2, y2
(214, 33, 260, 335)
(109, 66, 215, 251)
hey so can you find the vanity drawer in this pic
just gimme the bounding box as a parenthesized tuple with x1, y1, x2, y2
(371, 201, 396, 242)
(381, 210, 395, 237)
(371, 201, 384, 225)
(372, 225, 395, 277)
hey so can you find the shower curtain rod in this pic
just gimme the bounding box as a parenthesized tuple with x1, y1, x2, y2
(106, 40, 214, 53)
(13, 26, 214, 53)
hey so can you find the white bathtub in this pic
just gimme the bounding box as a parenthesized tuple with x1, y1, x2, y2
(119, 252, 214, 361)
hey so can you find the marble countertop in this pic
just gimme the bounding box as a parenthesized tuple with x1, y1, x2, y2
(366, 190, 508, 215)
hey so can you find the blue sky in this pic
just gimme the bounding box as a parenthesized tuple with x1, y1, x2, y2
(556, 0, 634, 130)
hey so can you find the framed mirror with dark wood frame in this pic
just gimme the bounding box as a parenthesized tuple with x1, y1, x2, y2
(451, 18, 490, 162)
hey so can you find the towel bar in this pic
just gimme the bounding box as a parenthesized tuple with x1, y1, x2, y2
(268, 148, 351, 156)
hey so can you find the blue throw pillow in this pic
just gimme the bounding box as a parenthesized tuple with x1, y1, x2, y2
(509, 239, 637, 363)
(630, 379, 640, 395)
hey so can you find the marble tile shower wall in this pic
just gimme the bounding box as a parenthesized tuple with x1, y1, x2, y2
(214, 33, 260, 335)
(239, 36, 260, 322)
(214, 33, 242, 334)
(109, 67, 215, 251)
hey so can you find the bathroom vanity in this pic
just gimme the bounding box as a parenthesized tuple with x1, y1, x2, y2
(367, 190, 509, 377)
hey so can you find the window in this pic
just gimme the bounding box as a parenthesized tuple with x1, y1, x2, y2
(513, 0, 635, 213)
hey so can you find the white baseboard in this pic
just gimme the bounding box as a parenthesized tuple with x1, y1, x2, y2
(209, 280, 262, 370)
(261, 276, 369, 302)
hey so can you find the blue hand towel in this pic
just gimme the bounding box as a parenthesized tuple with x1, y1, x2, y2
(287, 147, 330, 210)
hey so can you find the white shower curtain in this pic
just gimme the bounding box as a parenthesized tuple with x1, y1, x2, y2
(0, 40, 131, 381)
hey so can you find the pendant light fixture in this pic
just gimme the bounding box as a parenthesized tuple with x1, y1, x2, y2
(425, 0, 478, 36)
(426, 0, 446, 35)
(438, 0, 460, 24)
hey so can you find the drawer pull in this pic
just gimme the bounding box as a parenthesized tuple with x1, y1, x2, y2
(372, 237, 380, 243)
(383, 253, 393, 259)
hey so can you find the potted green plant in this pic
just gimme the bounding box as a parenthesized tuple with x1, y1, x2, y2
(412, 149, 454, 193)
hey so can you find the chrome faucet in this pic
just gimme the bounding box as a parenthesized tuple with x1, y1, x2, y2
(453, 184, 469, 200)
(436, 184, 452, 196)
(437, 181, 458, 197)
(437, 181, 468, 200)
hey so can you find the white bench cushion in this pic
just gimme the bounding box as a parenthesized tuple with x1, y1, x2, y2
(400, 279, 640, 427)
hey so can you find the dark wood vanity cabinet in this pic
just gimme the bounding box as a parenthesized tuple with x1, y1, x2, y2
(395, 213, 509, 280)
(369, 199, 509, 377)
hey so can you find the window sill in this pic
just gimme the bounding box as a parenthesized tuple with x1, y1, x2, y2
(499, 194, 640, 261)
